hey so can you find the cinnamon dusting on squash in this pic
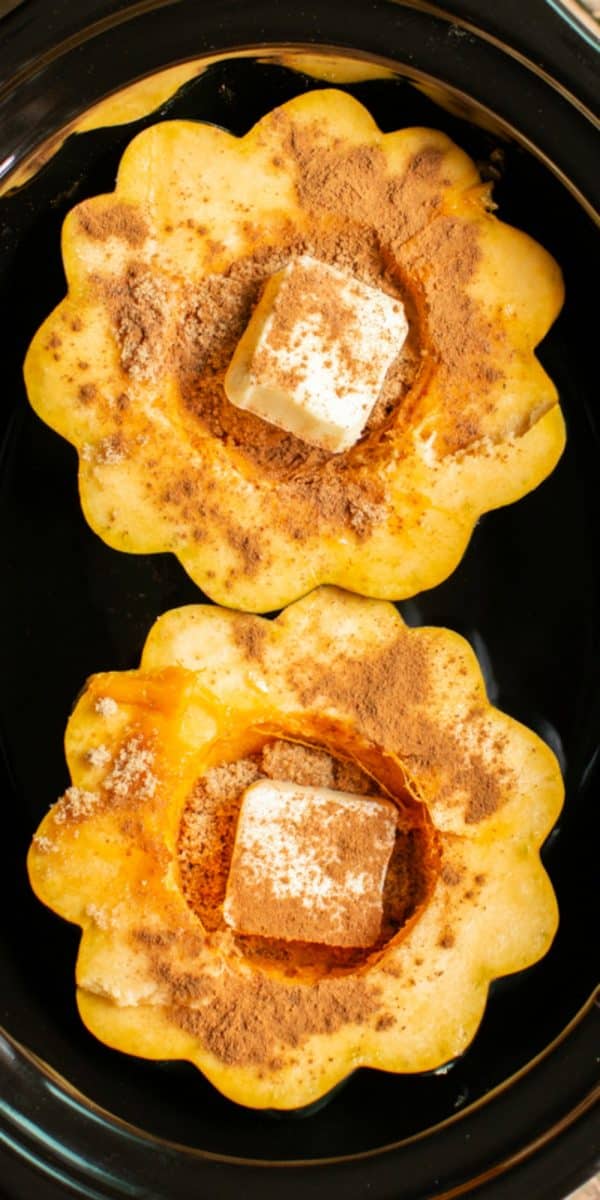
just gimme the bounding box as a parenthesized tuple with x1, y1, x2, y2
(25, 91, 565, 609)
(291, 633, 506, 824)
(85, 129, 494, 556)
(231, 619, 268, 662)
(28, 589, 564, 1094)
(78, 201, 149, 248)
(167, 970, 381, 1069)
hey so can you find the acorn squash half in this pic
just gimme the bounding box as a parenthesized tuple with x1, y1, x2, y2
(24, 90, 565, 612)
(28, 588, 563, 1110)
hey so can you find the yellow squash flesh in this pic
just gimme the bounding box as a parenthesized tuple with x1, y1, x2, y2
(28, 588, 563, 1110)
(24, 90, 564, 612)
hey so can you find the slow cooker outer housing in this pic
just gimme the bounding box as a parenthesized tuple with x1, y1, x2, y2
(0, 0, 599, 211)
(0, 2, 598, 1199)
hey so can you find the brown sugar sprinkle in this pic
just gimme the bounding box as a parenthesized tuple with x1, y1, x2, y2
(177, 737, 433, 977)
(54, 786, 99, 824)
(52, 734, 158, 829)
(104, 735, 157, 801)
(260, 739, 335, 789)
(202, 758, 262, 802)
(32, 834, 56, 853)
(332, 756, 378, 795)
(95, 264, 167, 380)
(78, 201, 149, 248)
(177, 758, 263, 929)
(292, 633, 506, 824)
(85, 744, 111, 768)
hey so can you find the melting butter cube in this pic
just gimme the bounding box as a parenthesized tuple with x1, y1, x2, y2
(224, 255, 408, 453)
(223, 779, 397, 947)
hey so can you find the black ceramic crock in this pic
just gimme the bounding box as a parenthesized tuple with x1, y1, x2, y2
(0, 3, 598, 1198)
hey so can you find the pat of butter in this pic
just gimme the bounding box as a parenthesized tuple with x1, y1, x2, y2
(223, 779, 397, 947)
(224, 255, 408, 453)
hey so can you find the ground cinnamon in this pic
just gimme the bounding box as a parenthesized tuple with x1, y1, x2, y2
(78, 200, 149, 248)
(167, 968, 380, 1070)
(80, 115, 499, 563)
(289, 632, 507, 826)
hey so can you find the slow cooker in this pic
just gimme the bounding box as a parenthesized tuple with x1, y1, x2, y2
(0, 2, 598, 1197)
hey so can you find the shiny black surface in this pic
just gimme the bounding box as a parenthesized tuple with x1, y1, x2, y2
(0, 14, 599, 1200)
(0, 1, 598, 211)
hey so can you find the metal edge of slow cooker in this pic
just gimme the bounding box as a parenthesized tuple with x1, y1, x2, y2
(0, 0, 598, 208)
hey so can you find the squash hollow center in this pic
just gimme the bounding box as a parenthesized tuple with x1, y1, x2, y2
(175, 233, 422, 480)
(176, 720, 438, 981)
